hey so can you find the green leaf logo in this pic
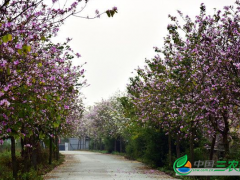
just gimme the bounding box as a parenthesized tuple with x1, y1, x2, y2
(176, 155, 187, 168)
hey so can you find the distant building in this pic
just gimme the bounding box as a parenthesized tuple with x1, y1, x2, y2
(59, 137, 90, 151)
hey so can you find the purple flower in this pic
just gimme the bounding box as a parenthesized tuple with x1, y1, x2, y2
(95, 9, 99, 15)
(1, 60, 7, 67)
(3, 114, 8, 120)
(112, 6, 117, 11)
(64, 105, 69, 109)
(76, 53, 81, 58)
(15, 43, 22, 49)
(0, 99, 10, 107)
(14, 60, 19, 65)
(50, 76, 56, 81)
(223, 6, 229, 11)
(4, 85, 9, 91)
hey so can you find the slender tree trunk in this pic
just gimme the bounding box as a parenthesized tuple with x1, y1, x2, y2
(168, 134, 172, 167)
(20, 125, 25, 158)
(55, 135, 59, 161)
(11, 136, 17, 179)
(190, 121, 194, 163)
(114, 139, 117, 152)
(49, 136, 52, 165)
(99, 138, 102, 151)
(210, 134, 216, 160)
(30, 136, 37, 170)
(222, 112, 229, 158)
(222, 133, 229, 158)
(21, 138, 24, 157)
(176, 134, 180, 158)
(32, 147, 37, 170)
(207, 134, 216, 180)
(120, 137, 122, 153)
(190, 132, 194, 163)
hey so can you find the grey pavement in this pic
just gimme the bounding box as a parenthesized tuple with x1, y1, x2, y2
(43, 151, 178, 180)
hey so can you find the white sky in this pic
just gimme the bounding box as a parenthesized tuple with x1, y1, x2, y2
(55, 0, 236, 106)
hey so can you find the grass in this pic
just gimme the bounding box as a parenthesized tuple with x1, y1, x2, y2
(0, 150, 65, 180)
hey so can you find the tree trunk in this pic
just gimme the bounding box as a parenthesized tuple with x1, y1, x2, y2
(49, 136, 52, 164)
(20, 138, 24, 157)
(114, 139, 117, 152)
(99, 138, 102, 151)
(55, 135, 59, 161)
(120, 137, 122, 153)
(190, 121, 194, 163)
(32, 147, 37, 170)
(210, 134, 216, 160)
(11, 136, 17, 179)
(190, 132, 194, 163)
(222, 133, 229, 158)
(176, 134, 180, 158)
(168, 134, 172, 167)
(222, 112, 229, 158)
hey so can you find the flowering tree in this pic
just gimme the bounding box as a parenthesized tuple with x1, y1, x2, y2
(126, 1, 240, 164)
(0, 0, 118, 178)
(80, 94, 127, 152)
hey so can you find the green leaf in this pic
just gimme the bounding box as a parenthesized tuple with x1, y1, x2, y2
(41, 36, 46, 41)
(67, 86, 73, 92)
(7, 67, 11, 75)
(106, 10, 111, 17)
(39, 132, 45, 139)
(22, 45, 31, 53)
(110, 10, 115, 17)
(17, 49, 22, 55)
(47, 95, 52, 100)
(53, 122, 59, 128)
(176, 155, 188, 168)
(2, 34, 12, 43)
(7, 34, 12, 41)
(13, 36, 18, 43)
(56, 115, 61, 120)
(38, 62, 42, 67)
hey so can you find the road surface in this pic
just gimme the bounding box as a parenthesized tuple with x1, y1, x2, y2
(44, 151, 178, 180)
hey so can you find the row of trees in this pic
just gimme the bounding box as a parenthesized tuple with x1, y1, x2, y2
(81, 1, 240, 171)
(0, 0, 117, 179)
(127, 1, 240, 163)
(83, 94, 127, 152)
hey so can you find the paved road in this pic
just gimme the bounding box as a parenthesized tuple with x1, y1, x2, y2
(44, 151, 178, 180)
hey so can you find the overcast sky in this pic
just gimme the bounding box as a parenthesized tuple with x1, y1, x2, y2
(55, 0, 236, 106)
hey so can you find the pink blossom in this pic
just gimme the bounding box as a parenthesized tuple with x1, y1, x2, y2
(64, 105, 69, 109)
(0, 99, 10, 107)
